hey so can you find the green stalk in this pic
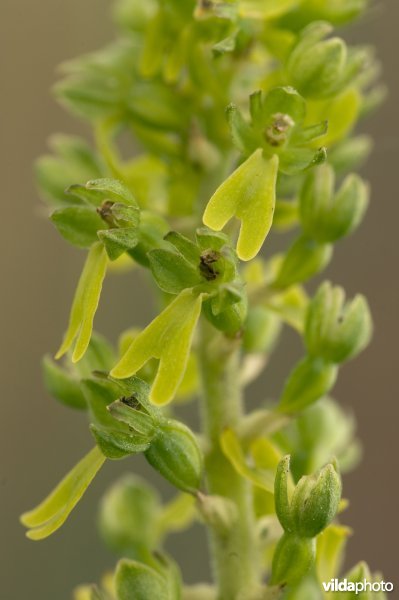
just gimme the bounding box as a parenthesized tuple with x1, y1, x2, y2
(198, 320, 259, 599)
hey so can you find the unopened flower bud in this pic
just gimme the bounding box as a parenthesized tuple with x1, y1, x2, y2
(98, 474, 160, 556)
(287, 23, 348, 99)
(290, 461, 342, 538)
(145, 419, 203, 493)
(300, 165, 369, 243)
(305, 282, 372, 363)
(274, 455, 341, 538)
(115, 559, 169, 600)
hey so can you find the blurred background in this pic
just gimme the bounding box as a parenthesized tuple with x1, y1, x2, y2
(1, 1, 398, 598)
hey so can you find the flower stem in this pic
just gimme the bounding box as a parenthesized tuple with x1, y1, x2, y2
(198, 321, 259, 599)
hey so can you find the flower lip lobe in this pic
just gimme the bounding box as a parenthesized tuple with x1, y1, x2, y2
(203, 149, 279, 261)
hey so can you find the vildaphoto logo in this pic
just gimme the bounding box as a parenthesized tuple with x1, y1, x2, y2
(322, 579, 394, 594)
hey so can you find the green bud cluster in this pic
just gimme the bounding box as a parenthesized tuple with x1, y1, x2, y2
(279, 281, 372, 413)
(286, 22, 368, 100)
(271, 455, 341, 585)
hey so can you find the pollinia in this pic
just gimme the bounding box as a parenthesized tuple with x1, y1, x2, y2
(22, 1, 387, 598)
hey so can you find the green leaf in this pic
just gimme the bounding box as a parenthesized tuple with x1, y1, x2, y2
(51, 206, 104, 248)
(42, 355, 86, 410)
(111, 290, 203, 405)
(115, 559, 169, 600)
(56, 243, 108, 363)
(203, 150, 279, 261)
(20, 446, 105, 540)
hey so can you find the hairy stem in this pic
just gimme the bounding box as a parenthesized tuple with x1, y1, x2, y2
(198, 320, 259, 599)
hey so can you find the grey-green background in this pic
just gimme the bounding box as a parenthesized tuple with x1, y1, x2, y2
(1, 2, 398, 598)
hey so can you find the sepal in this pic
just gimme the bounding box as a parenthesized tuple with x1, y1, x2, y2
(51, 206, 104, 248)
(290, 461, 342, 538)
(271, 533, 315, 586)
